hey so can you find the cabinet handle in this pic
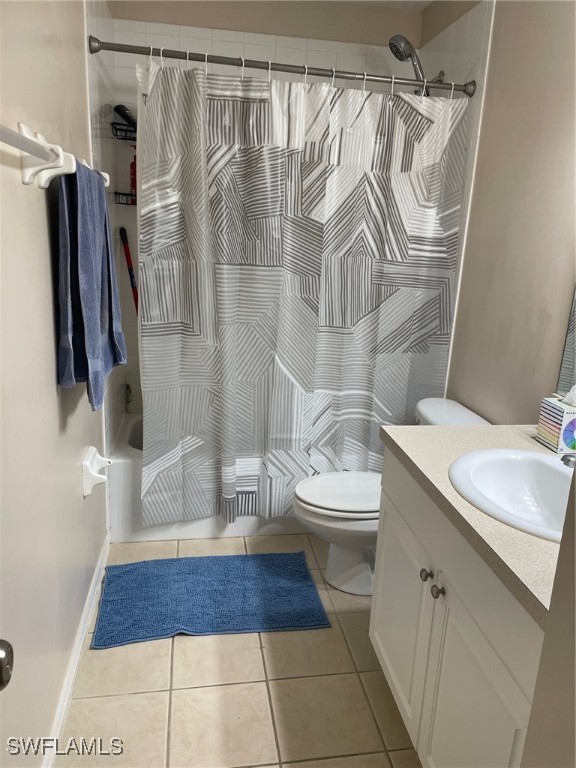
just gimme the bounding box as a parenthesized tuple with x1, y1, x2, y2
(419, 568, 434, 582)
(431, 584, 446, 599)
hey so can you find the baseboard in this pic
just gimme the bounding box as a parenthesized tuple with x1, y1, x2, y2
(43, 533, 111, 768)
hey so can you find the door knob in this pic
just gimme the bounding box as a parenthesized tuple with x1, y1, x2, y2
(0, 640, 13, 692)
(419, 568, 433, 582)
(431, 584, 446, 599)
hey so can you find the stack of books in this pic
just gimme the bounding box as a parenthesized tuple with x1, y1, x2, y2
(536, 395, 576, 453)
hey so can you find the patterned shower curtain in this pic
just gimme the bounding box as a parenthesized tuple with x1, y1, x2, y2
(139, 63, 467, 525)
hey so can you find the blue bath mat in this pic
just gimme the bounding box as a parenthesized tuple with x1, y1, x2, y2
(92, 551, 330, 648)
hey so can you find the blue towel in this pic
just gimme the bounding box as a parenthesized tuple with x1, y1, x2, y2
(57, 163, 126, 409)
(92, 552, 330, 648)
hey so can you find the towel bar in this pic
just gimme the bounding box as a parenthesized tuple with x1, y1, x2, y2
(0, 122, 110, 189)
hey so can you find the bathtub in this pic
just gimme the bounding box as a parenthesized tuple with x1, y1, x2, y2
(108, 415, 145, 542)
(109, 414, 304, 542)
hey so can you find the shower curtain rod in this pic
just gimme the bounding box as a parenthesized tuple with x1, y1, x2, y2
(88, 36, 476, 97)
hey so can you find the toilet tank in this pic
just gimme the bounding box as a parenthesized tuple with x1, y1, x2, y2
(415, 398, 490, 426)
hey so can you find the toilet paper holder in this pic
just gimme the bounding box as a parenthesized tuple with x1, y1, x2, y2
(82, 447, 112, 497)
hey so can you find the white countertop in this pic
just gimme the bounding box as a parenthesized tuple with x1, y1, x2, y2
(379, 424, 561, 628)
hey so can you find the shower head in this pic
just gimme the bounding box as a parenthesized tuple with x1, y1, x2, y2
(388, 34, 428, 94)
(389, 34, 416, 62)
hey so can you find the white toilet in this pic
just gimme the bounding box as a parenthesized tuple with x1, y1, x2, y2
(293, 398, 489, 595)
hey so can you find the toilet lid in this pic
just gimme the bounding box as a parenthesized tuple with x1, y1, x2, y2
(295, 472, 381, 513)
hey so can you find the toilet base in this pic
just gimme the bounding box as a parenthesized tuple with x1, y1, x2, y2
(325, 543, 374, 596)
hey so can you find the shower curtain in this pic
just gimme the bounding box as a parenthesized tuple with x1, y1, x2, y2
(138, 63, 468, 525)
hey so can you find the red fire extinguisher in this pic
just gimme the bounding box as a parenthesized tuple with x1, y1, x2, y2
(130, 144, 136, 205)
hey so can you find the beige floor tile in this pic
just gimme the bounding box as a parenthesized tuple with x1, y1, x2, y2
(388, 749, 423, 768)
(338, 612, 380, 672)
(172, 632, 264, 689)
(262, 622, 354, 679)
(310, 570, 334, 613)
(323, 575, 372, 613)
(361, 671, 413, 751)
(56, 692, 168, 767)
(170, 682, 277, 768)
(73, 637, 172, 698)
(245, 534, 318, 569)
(269, 674, 383, 762)
(178, 537, 246, 557)
(288, 753, 391, 768)
(308, 534, 329, 569)
(107, 540, 177, 566)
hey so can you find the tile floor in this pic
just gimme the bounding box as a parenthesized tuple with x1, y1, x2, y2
(59, 534, 422, 768)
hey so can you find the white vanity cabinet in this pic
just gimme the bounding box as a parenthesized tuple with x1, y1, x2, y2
(370, 451, 545, 768)
(370, 501, 435, 741)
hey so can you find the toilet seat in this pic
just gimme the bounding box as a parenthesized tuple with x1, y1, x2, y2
(295, 471, 381, 520)
(295, 497, 379, 520)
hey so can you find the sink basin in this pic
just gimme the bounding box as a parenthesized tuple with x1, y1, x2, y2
(449, 450, 573, 542)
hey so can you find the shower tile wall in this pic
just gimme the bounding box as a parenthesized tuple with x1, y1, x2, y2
(86, 4, 493, 455)
(111, 18, 411, 97)
(86, 0, 128, 456)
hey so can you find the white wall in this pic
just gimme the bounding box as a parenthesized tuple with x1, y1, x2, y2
(0, 1, 108, 763)
(446, 0, 575, 424)
(108, 1, 424, 48)
(421, 1, 481, 46)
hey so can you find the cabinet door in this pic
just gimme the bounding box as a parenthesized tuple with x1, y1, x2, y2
(370, 500, 436, 743)
(418, 573, 532, 768)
